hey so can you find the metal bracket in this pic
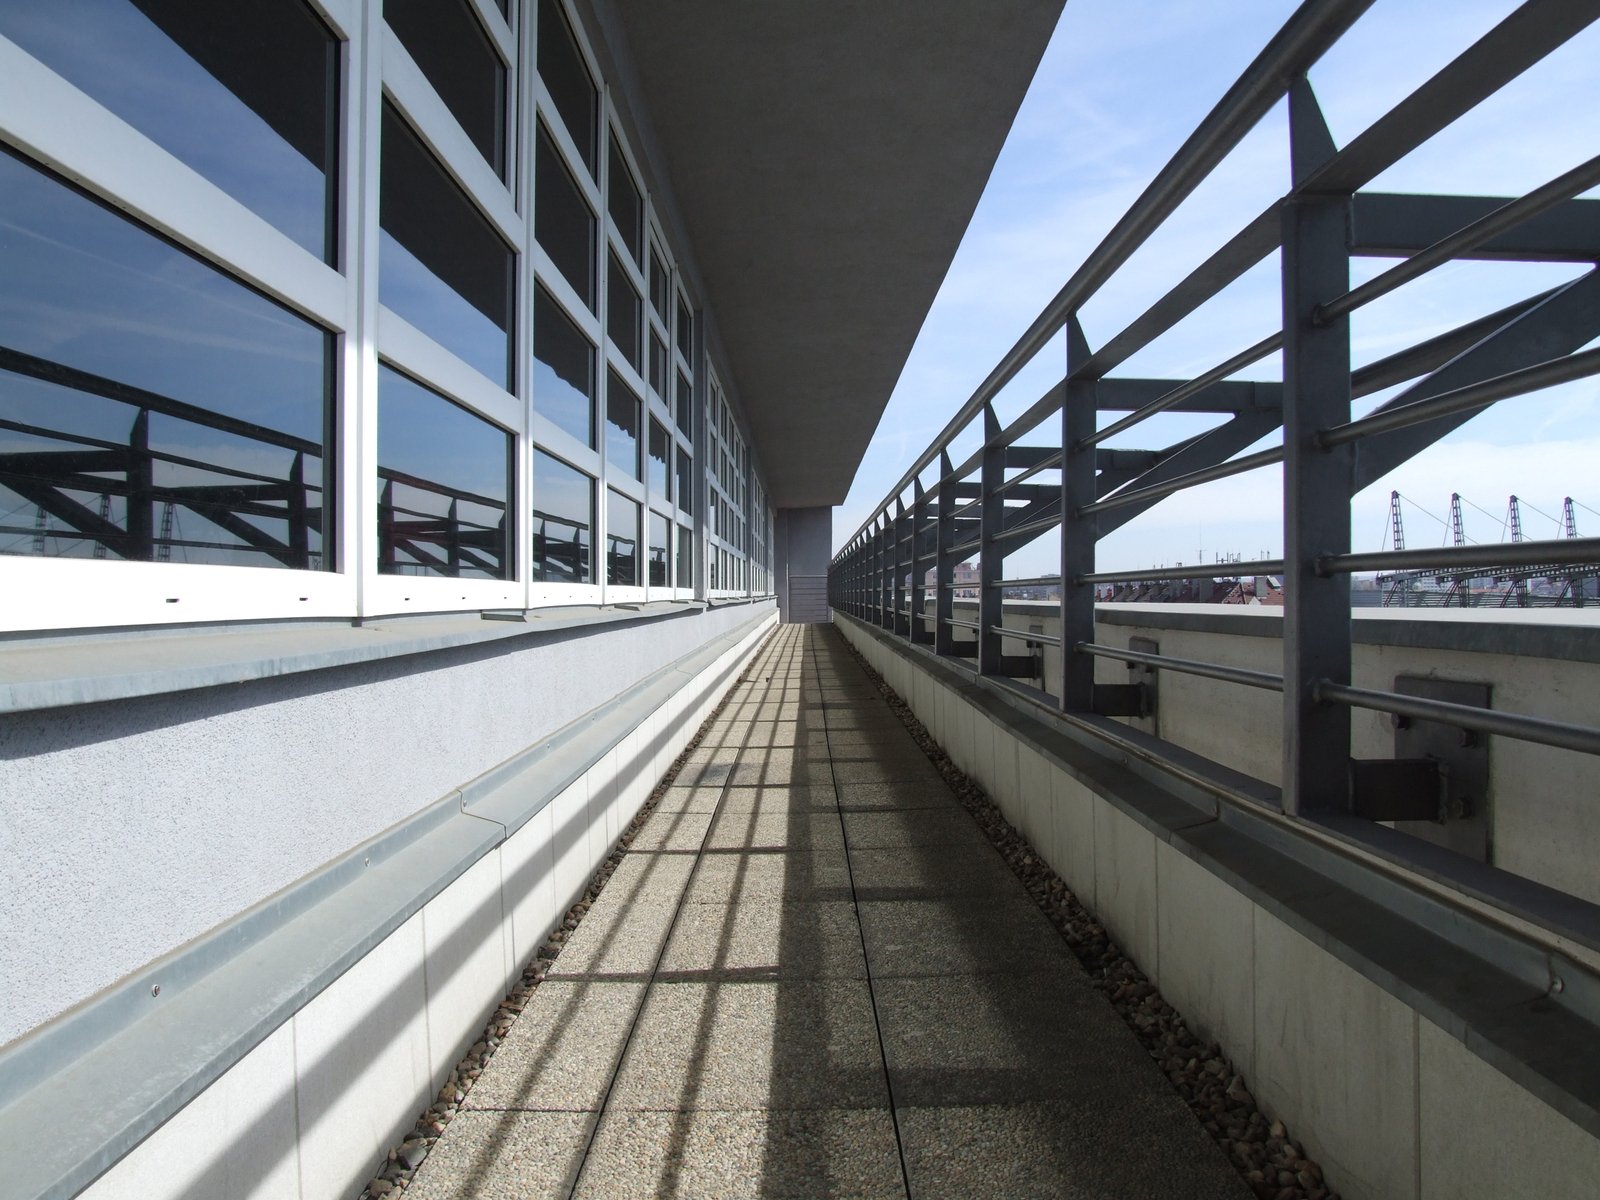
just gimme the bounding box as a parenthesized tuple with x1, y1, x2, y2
(1349, 757, 1445, 821)
(1127, 635, 1161, 735)
(1389, 675, 1493, 861)
(1092, 683, 1151, 718)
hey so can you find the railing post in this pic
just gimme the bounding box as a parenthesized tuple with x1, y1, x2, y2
(911, 478, 930, 642)
(1061, 317, 1097, 712)
(934, 449, 956, 657)
(877, 515, 892, 630)
(1281, 78, 1353, 816)
(894, 496, 909, 637)
(978, 404, 1004, 675)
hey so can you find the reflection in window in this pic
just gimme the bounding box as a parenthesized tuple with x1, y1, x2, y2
(607, 136, 642, 264)
(647, 419, 669, 502)
(532, 449, 591, 583)
(534, 123, 595, 310)
(377, 365, 510, 578)
(676, 521, 693, 587)
(604, 370, 639, 479)
(648, 510, 668, 587)
(649, 246, 669, 315)
(606, 488, 637, 585)
(675, 369, 693, 437)
(385, 0, 507, 177)
(380, 102, 514, 388)
(0, 0, 339, 262)
(0, 148, 331, 568)
(537, 0, 596, 176)
(648, 331, 667, 399)
(533, 284, 593, 447)
(676, 294, 692, 360)
(676, 448, 693, 517)
(607, 250, 641, 372)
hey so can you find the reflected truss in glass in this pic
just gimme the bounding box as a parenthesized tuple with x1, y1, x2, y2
(0, 147, 332, 568)
(676, 520, 692, 587)
(532, 448, 592, 583)
(377, 364, 511, 579)
(647, 418, 668, 502)
(648, 509, 668, 587)
(675, 447, 693, 517)
(606, 487, 637, 586)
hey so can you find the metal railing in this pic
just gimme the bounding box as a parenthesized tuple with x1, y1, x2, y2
(831, 0, 1600, 827)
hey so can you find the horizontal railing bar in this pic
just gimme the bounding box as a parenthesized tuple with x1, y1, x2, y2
(1314, 154, 1600, 326)
(1320, 348, 1600, 447)
(1078, 642, 1284, 691)
(998, 513, 1061, 544)
(1316, 681, 1600, 757)
(992, 625, 1063, 646)
(1081, 332, 1283, 449)
(1081, 445, 1284, 516)
(1082, 558, 1285, 585)
(998, 450, 1064, 492)
(1317, 537, 1600, 576)
(839, 0, 1374, 552)
(990, 575, 1063, 590)
(945, 616, 981, 631)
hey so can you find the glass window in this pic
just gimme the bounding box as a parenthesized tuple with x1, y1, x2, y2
(377, 364, 511, 579)
(607, 135, 642, 264)
(648, 331, 667, 399)
(675, 521, 693, 587)
(606, 488, 637, 585)
(385, 0, 506, 177)
(675, 370, 693, 437)
(647, 419, 669, 500)
(604, 370, 639, 479)
(534, 122, 595, 310)
(675, 448, 693, 517)
(532, 449, 591, 583)
(606, 250, 641, 371)
(536, 0, 596, 176)
(0, 0, 339, 263)
(648, 511, 668, 588)
(675, 294, 692, 360)
(0, 148, 331, 569)
(649, 246, 669, 315)
(532, 284, 593, 447)
(380, 102, 514, 388)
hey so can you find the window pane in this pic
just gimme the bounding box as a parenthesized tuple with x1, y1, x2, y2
(649, 246, 669, 315)
(380, 102, 513, 388)
(0, 148, 331, 568)
(648, 331, 667, 399)
(675, 522, 692, 587)
(676, 448, 693, 517)
(606, 488, 637, 585)
(606, 250, 641, 372)
(386, 0, 506, 176)
(604, 370, 639, 479)
(647, 418, 668, 500)
(534, 123, 595, 310)
(536, 0, 596, 176)
(377, 365, 510, 579)
(607, 135, 642, 264)
(532, 449, 592, 583)
(675, 295, 692, 360)
(674, 369, 693, 437)
(0, 0, 338, 262)
(648, 510, 668, 587)
(533, 284, 593, 447)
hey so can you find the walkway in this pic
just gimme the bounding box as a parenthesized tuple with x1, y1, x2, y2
(408, 624, 1246, 1199)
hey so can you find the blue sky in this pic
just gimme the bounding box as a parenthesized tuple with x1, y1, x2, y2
(835, 0, 1600, 572)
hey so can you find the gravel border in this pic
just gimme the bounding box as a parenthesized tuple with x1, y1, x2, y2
(833, 633, 1341, 1200)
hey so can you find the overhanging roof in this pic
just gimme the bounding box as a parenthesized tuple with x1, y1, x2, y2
(611, 1, 1064, 508)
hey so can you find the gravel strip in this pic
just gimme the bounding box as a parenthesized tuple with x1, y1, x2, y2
(359, 640, 772, 1198)
(831, 633, 1340, 1200)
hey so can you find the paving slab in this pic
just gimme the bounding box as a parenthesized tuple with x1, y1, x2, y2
(841, 808, 996, 851)
(657, 900, 868, 980)
(834, 780, 960, 811)
(716, 784, 839, 814)
(406, 1110, 595, 1200)
(466, 982, 648, 1111)
(847, 845, 1018, 899)
(856, 894, 1072, 978)
(684, 849, 855, 904)
(705, 810, 848, 852)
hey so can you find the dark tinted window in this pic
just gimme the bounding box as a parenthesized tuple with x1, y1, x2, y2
(674, 369, 693, 436)
(675, 295, 692, 360)
(649, 246, 669, 315)
(604, 370, 639, 479)
(385, 0, 506, 177)
(648, 511, 668, 587)
(648, 331, 667, 399)
(534, 123, 594, 310)
(675, 448, 693, 517)
(377, 365, 510, 579)
(676, 521, 693, 587)
(0, 0, 338, 262)
(533, 284, 593, 447)
(606, 488, 637, 585)
(607, 136, 642, 264)
(647, 419, 669, 500)
(532, 449, 591, 583)
(607, 250, 641, 371)
(536, 0, 596, 176)
(380, 101, 513, 387)
(0, 148, 331, 568)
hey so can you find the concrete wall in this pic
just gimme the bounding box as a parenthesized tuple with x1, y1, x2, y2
(837, 611, 1600, 1200)
(775, 506, 832, 623)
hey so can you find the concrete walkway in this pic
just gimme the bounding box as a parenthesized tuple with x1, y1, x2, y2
(409, 624, 1246, 1199)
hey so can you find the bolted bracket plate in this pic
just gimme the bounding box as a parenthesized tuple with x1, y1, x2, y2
(1127, 635, 1161, 736)
(1092, 682, 1151, 718)
(1391, 675, 1492, 862)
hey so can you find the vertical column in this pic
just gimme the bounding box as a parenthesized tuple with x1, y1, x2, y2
(978, 404, 1004, 675)
(910, 479, 930, 643)
(1060, 318, 1097, 712)
(1281, 78, 1353, 816)
(934, 450, 957, 657)
(893, 497, 909, 636)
